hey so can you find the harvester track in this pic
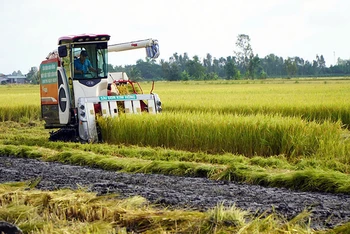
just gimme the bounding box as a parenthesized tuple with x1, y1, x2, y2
(0, 155, 349, 230)
(49, 127, 80, 142)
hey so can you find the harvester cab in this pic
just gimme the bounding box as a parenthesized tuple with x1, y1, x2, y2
(39, 34, 161, 143)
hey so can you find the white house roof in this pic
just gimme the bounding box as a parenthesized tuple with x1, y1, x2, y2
(6, 75, 26, 79)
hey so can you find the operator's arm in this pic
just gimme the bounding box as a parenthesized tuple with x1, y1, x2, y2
(88, 64, 101, 73)
(75, 67, 84, 75)
(86, 59, 97, 73)
(88, 67, 97, 73)
(74, 60, 84, 75)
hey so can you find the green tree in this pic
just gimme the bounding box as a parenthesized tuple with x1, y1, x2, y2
(113, 65, 125, 72)
(169, 62, 181, 81)
(160, 60, 171, 80)
(203, 53, 213, 73)
(224, 56, 239, 79)
(161, 60, 181, 81)
(129, 67, 141, 81)
(107, 64, 116, 72)
(247, 55, 261, 79)
(284, 57, 298, 77)
(317, 54, 326, 74)
(294, 56, 305, 76)
(186, 56, 206, 80)
(312, 59, 319, 75)
(135, 59, 162, 80)
(303, 60, 313, 75)
(212, 57, 227, 78)
(205, 72, 219, 80)
(26, 67, 38, 84)
(179, 53, 189, 71)
(181, 70, 190, 81)
(234, 34, 254, 73)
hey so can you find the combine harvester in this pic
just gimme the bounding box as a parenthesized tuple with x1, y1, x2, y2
(39, 34, 162, 143)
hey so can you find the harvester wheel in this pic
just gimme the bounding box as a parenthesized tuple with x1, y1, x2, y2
(96, 124, 103, 143)
(49, 127, 79, 142)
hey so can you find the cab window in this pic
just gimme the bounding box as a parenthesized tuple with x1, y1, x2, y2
(72, 43, 108, 79)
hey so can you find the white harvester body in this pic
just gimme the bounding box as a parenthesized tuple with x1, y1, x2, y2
(39, 34, 161, 142)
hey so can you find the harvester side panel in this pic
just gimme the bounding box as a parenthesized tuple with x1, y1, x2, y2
(100, 102, 111, 117)
(147, 99, 156, 114)
(124, 101, 132, 113)
(108, 102, 119, 117)
(57, 67, 71, 124)
(132, 101, 141, 114)
(40, 58, 60, 127)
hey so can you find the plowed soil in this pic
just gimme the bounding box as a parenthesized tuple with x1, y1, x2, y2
(1, 155, 350, 230)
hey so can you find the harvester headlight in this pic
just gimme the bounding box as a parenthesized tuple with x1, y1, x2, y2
(80, 105, 85, 110)
(80, 111, 86, 118)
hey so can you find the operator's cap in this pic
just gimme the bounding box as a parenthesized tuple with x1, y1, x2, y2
(80, 50, 88, 57)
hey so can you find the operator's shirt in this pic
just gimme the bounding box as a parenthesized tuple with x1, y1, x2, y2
(74, 58, 92, 78)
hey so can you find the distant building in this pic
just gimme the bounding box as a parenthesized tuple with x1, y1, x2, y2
(0, 75, 26, 84)
(0, 77, 8, 84)
(30, 67, 38, 73)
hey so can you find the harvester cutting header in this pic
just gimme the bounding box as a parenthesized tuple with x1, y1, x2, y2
(39, 34, 162, 143)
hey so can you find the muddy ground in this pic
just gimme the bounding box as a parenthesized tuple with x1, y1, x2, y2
(0, 155, 350, 230)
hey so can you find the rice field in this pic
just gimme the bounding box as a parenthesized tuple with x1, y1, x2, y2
(1, 79, 350, 168)
(155, 79, 350, 125)
(1, 79, 350, 233)
(1, 79, 350, 161)
(0, 85, 40, 122)
(98, 79, 350, 165)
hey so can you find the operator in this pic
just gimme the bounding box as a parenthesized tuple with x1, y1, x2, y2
(74, 50, 99, 78)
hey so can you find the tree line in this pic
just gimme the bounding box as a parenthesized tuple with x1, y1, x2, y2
(13, 34, 350, 83)
(108, 34, 350, 81)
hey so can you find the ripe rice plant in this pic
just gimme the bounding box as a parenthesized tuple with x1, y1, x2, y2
(155, 80, 350, 126)
(0, 182, 322, 234)
(0, 105, 40, 122)
(98, 112, 343, 158)
(0, 85, 39, 106)
(0, 85, 40, 121)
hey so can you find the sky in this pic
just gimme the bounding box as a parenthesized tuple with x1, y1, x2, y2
(0, 0, 349, 75)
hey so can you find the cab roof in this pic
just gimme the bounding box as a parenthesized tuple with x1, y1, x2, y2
(58, 34, 110, 45)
